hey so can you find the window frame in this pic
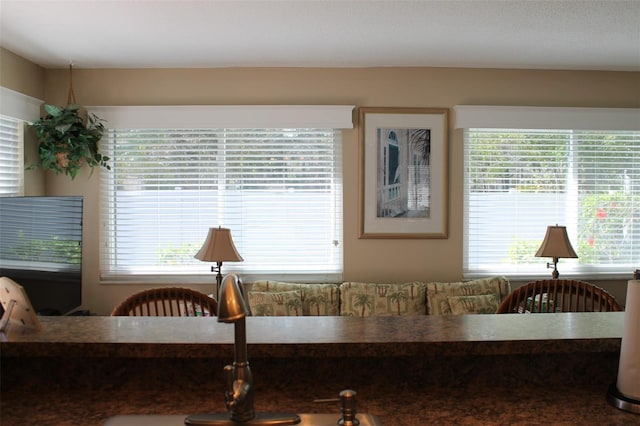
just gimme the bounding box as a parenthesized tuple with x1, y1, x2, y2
(455, 105, 640, 280)
(93, 105, 354, 284)
(0, 87, 42, 197)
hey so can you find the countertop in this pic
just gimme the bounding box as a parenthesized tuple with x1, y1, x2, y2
(0, 312, 624, 358)
(2, 313, 637, 425)
(3, 380, 637, 426)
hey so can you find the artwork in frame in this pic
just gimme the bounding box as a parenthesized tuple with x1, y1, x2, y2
(358, 107, 449, 239)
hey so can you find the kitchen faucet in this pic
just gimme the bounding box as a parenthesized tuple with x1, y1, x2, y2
(184, 273, 300, 425)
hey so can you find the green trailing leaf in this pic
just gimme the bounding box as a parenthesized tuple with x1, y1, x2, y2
(55, 123, 73, 134)
(43, 104, 62, 117)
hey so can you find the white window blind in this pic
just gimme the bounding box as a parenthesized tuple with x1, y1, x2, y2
(101, 127, 343, 283)
(464, 128, 639, 279)
(0, 115, 23, 196)
(0, 87, 42, 197)
(0, 196, 83, 270)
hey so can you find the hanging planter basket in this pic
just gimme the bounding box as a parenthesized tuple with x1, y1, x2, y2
(29, 65, 110, 180)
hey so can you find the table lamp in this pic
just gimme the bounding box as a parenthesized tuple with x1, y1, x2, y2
(535, 225, 578, 279)
(194, 227, 243, 297)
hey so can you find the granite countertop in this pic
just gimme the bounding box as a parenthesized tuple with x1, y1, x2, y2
(2, 312, 636, 425)
(0, 312, 624, 358)
(3, 383, 638, 425)
(2, 359, 637, 425)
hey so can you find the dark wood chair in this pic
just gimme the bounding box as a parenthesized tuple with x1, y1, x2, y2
(110, 287, 217, 316)
(496, 279, 622, 314)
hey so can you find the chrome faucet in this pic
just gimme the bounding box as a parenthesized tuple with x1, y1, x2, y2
(220, 304, 254, 422)
(184, 273, 300, 425)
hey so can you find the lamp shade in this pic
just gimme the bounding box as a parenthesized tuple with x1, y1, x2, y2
(194, 227, 244, 263)
(535, 225, 578, 259)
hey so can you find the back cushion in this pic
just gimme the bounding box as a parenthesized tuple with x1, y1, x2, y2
(247, 290, 303, 316)
(340, 281, 427, 317)
(425, 276, 510, 315)
(250, 281, 340, 316)
(447, 294, 501, 315)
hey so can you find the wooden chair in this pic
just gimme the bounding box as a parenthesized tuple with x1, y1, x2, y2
(496, 279, 622, 314)
(110, 287, 217, 316)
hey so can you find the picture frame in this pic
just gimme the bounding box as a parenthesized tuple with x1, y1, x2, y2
(358, 107, 449, 239)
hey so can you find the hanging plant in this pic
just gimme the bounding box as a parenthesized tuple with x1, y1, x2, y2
(29, 65, 110, 180)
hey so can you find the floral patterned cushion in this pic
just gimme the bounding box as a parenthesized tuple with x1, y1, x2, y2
(426, 276, 510, 315)
(339, 281, 427, 317)
(247, 290, 303, 316)
(447, 294, 500, 315)
(250, 281, 340, 316)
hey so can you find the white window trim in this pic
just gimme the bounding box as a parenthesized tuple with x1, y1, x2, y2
(454, 105, 640, 131)
(0, 86, 42, 123)
(90, 105, 354, 129)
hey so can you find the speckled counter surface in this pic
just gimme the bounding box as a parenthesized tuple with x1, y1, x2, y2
(2, 313, 638, 425)
(0, 313, 624, 358)
(2, 379, 637, 425)
(2, 355, 636, 425)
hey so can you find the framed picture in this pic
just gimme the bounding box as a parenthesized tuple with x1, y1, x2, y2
(358, 107, 449, 239)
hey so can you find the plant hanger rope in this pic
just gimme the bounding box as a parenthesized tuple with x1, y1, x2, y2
(67, 63, 76, 105)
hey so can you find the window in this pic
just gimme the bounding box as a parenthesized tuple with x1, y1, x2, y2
(0, 86, 42, 197)
(96, 105, 353, 283)
(0, 115, 23, 196)
(457, 106, 640, 279)
(0, 196, 83, 271)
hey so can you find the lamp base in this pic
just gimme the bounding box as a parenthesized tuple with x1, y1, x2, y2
(606, 383, 640, 414)
(185, 412, 301, 425)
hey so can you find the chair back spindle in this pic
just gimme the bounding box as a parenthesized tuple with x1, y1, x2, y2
(111, 287, 217, 317)
(496, 279, 621, 314)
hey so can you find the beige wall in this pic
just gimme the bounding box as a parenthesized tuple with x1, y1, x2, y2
(4, 52, 640, 314)
(0, 48, 45, 99)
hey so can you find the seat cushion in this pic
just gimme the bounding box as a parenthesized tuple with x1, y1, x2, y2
(426, 276, 510, 315)
(339, 281, 427, 317)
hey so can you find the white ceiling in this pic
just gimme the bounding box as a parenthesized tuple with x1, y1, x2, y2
(1, 0, 639, 71)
